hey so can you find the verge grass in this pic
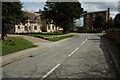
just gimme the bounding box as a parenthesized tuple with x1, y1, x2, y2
(48, 35, 74, 41)
(1, 38, 37, 56)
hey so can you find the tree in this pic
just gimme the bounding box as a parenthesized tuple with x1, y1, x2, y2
(114, 13, 120, 28)
(93, 15, 106, 30)
(2, 2, 27, 40)
(43, 1, 84, 33)
(105, 18, 115, 29)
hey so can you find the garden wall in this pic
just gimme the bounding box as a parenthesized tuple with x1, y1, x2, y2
(106, 29, 120, 45)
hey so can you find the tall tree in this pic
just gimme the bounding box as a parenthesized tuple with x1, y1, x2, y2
(114, 13, 120, 28)
(105, 18, 115, 29)
(93, 15, 106, 30)
(43, 1, 84, 33)
(2, 2, 26, 40)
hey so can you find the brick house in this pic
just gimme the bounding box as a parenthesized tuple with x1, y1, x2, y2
(83, 8, 110, 30)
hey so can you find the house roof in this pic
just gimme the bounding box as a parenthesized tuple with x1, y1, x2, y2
(23, 11, 42, 23)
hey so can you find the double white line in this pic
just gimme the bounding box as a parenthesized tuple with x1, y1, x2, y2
(42, 37, 88, 79)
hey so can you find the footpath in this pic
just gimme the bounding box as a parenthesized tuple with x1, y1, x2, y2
(101, 35, 120, 76)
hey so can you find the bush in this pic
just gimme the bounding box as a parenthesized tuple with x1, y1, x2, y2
(114, 13, 120, 28)
(105, 20, 115, 29)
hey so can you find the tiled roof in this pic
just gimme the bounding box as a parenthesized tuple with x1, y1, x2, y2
(23, 11, 41, 23)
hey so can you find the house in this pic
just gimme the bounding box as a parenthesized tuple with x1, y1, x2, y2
(7, 11, 63, 33)
(83, 8, 110, 30)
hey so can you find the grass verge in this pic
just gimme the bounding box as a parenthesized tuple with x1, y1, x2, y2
(48, 35, 74, 41)
(1, 38, 37, 56)
(19, 32, 64, 37)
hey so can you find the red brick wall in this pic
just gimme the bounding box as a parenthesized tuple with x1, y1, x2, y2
(84, 9, 109, 30)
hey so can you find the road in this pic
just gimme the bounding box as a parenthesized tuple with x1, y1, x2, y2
(2, 33, 118, 79)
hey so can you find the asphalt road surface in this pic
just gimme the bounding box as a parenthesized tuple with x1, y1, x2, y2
(2, 33, 118, 79)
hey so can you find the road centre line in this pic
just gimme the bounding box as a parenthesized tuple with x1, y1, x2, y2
(68, 37, 88, 57)
(68, 47, 79, 57)
(42, 37, 88, 79)
(42, 64, 60, 79)
(80, 38, 88, 46)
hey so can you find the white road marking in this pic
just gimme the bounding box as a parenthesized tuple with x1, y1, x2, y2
(80, 38, 88, 46)
(68, 37, 88, 57)
(68, 47, 79, 57)
(42, 36, 88, 79)
(42, 64, 60, 79)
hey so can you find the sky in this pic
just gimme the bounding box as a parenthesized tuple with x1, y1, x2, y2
(21, 1, 119, 26)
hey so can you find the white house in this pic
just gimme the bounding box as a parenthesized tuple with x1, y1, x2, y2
(7, 11, 63, 33)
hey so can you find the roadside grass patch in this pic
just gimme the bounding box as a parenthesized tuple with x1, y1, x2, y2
(48, 35, 74, 41)
(2, 38, 37, 56)
(18, 33, 74, 42)
(24, 33, 64, 37)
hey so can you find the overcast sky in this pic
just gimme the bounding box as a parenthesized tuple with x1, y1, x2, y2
(21, 1, 119, 26)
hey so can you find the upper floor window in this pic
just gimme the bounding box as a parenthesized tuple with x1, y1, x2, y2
(86, 19, 90, 24)
(86, 14, 90, 18)
(99, 13, 103, 16)
(93, 14, 96, 18)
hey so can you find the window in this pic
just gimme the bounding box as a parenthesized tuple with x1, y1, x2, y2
(86, 25, 90, 30)
(58, 27, 61, 29)
(99, 13, 103, 16)
(93, 14, 96, 18)
(40, 26, 43, 30)
(48, 26, 50, 30)
(86, 19, 90, 24)
(86, 14, 90, 18)
(8, 26, 9, 29)
(34, 26, 37, 30)
(11, 26, 13, 29)
(52, 26, 54, 30)
(25, 26, 27, 31)
(18, 26, 20, 29)
(29, 26, 31, 30)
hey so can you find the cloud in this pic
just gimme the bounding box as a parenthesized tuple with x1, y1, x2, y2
(81, 2, 118, 18)
(21, 2, 45, 12)
(75, 2, 119, 26)
(22, 7, 40, 12)
(20, 0, 47, 2)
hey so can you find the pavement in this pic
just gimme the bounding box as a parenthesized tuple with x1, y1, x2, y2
(7, 34, 50, 43)
(101, 35, 120, 76)
(1, 33, 119, 79)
